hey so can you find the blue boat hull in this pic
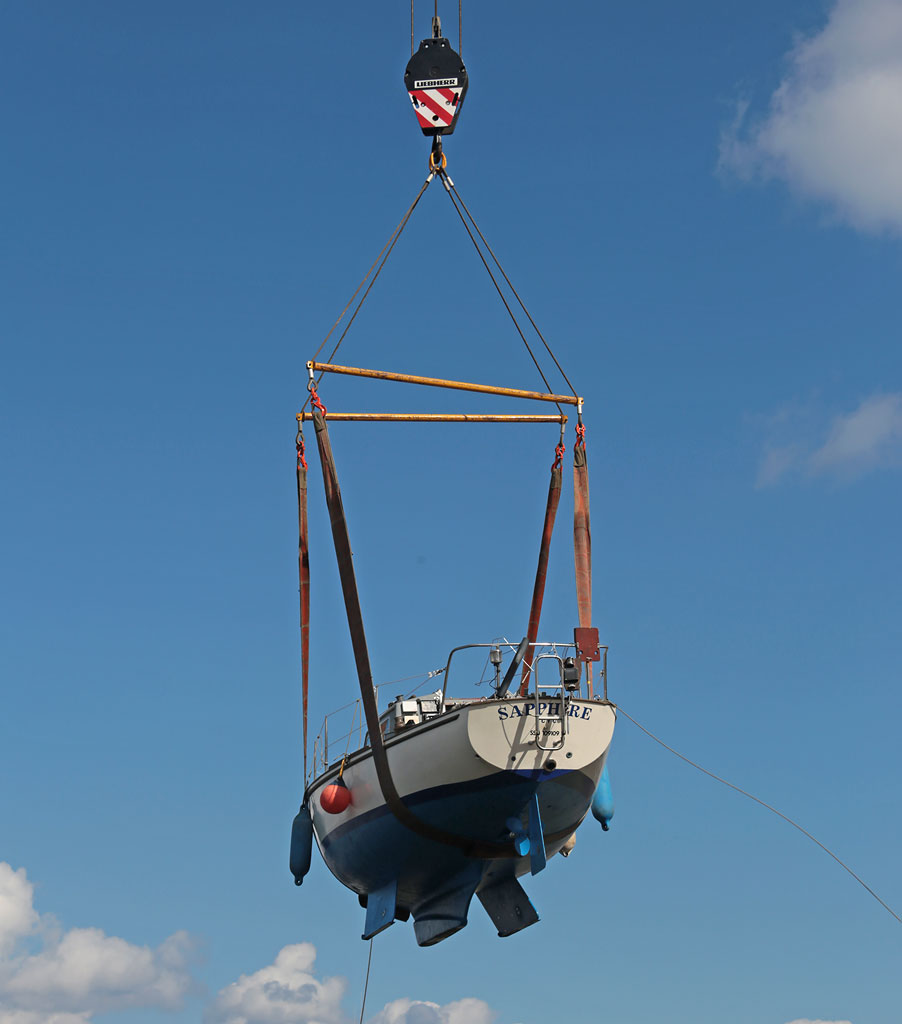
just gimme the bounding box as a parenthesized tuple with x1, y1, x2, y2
(304, 698, 615, 944)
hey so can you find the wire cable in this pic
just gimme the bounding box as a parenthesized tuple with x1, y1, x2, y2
(447, 178, 579, 399)
(317, 176, 431, 364)
(303, 175, 434, 411)
(614, 703, 902, 927)
(439, 171, 564, 416)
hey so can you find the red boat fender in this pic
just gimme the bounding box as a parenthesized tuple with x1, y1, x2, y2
(320, 776, 352, 814)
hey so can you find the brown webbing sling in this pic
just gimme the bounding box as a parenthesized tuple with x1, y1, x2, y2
(518, 444, 564, 696)
(297, 424, 310, 780)
(572, 423, 592, 687)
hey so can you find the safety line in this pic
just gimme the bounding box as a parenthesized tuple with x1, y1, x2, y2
(439, 171, 564, 417)
(358, 938, 374, 1024)
(446, 178, 579, 399)
(614, 704, 902, 927)
(304, 174, 434, 411)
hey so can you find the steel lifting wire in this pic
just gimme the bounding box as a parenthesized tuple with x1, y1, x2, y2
(411, 2, 462, 55)
(437, 169, 566, 417)
(305, 123, 574, 418)
(440, 172, 578, 400)
(303, 173, 434, 412)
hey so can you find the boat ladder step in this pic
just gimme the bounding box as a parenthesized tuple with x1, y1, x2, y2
(532, 654, 568, 751)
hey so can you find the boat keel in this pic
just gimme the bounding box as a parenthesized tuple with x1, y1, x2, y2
(410, 864, 482, 947)
(477, 877, 540, 937)
(362, 878, 398, 940)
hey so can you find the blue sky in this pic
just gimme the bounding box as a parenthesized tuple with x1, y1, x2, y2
(2, 1, 901, 1022)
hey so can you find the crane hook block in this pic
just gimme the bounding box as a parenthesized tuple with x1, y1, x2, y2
(404, 36, 468, 136)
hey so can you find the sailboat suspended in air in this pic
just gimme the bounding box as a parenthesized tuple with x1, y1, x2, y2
(288, 7, 616, 947)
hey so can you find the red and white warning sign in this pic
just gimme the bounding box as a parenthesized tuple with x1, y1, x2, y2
(408, 87, 460, 130)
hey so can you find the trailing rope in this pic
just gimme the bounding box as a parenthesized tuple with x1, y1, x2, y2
(614, 703, 902, 927)
(358, 938, 374, 1024)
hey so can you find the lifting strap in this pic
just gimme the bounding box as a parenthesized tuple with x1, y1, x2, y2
(518, 446, 563, 696)
(297, 425, 310, 780)
(572, 424, 592, 687)
(310, 405, 520, 860)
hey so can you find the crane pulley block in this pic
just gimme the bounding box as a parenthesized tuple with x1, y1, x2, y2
(404, 36, 468, 136)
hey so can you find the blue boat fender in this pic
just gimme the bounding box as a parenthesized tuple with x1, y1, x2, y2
(290, 803, 314, 886)
(591, 764, 614, 831)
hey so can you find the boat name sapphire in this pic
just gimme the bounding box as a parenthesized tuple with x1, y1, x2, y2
(496, 703, 592, 721)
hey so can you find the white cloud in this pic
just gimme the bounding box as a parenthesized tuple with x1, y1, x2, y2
(756, 440, 808, 488)
(2, 928, 196, 1016)
(3, 863, 500, 1024)
(756, 392, 902, 485)
(721, 0, 902, 232)
(809, 393, 902, 473)
(205, 943, 502, 1024)
(0, 863, 197, 1023)
(784, 1019, 853, 1024)
(368, 997, 497, 1024)
(204, 943, 347, 1024)
(0, 867, 38, 958)
(0, 1013, 91, 1024)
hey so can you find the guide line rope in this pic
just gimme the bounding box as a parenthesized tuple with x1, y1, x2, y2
(358, 938, 374, 1024)
(614, 703, 902, 927)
